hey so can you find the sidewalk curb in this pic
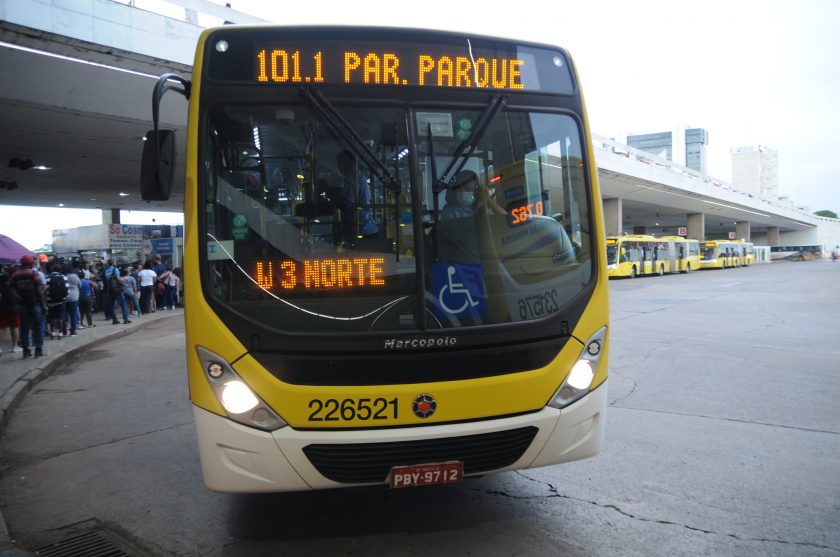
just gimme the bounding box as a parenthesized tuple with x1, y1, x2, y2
(0, 313, 183, 553)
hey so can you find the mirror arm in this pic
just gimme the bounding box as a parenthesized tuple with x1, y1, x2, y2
(152, 73, 190, 135)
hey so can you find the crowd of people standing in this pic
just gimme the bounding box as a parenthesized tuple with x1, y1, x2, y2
(0, 254, 182, 359)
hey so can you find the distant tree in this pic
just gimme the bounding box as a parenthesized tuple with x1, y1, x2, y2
(814, 209, 838, 219)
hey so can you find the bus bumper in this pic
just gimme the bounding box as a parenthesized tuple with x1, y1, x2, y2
(193, 380, 607, 493)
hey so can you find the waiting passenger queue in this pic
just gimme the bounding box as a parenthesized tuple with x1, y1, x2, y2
(606, 235, 756, 278)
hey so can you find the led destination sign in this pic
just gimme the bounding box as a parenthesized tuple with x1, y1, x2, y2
(206, 32, 574, 93)
(255, 257, 387, 291)
(256, 48, 525, 90)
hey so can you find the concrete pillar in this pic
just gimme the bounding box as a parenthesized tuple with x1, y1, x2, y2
(603, 198, 623, 237)
(736, 221, 751, 242)
(101, 209, 120, 224)
(766, 226, 780, 246)
(687, 213, 705, 241)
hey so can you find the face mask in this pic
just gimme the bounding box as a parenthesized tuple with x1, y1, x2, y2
(457, 191, 475, 206)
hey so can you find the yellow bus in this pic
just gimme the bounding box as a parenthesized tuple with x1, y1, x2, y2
(699, 240, 742, 269)
(605, 234, 683, 277)
(141, 26, 608, 492)
(738, 240, 755, 265)
(658, 235, 700, 272)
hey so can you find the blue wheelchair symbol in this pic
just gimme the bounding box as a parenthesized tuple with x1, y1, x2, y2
(432, 264, 486, 318)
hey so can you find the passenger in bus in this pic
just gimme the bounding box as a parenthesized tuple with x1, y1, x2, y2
(336, 150, 377, 242)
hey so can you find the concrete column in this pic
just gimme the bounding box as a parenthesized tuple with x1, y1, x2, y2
(736, 221, 751, 242)
(101, 209, 120, 224)
(766, 226, 780, 246)
(687, 213, 705, 241)
(603, 198, 623, 237)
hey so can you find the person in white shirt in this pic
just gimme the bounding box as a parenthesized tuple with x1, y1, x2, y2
(137, 261, 158, 315)
(159, 268, 180, 310)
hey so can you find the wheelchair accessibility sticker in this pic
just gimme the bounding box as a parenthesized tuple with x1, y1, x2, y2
(432, 264, 486, 318)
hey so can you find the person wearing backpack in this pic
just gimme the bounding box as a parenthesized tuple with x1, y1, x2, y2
(11, 254, 47, 358)
(106, 262, 130, 325)
(45, 264, 69, 339)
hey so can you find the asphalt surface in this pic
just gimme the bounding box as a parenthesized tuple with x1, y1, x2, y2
(1, 261, 839, 556)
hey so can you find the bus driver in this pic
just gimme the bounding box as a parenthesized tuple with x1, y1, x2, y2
(440, 170, 504, 220)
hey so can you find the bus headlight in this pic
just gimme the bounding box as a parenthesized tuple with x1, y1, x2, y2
(548, 327, 606, 409)
(566, 360, 595, 389)
(196, 346, 287, 431)
(221, 380, 260, 414)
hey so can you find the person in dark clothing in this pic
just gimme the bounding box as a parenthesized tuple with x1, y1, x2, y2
(11, 254, 46, 358)
(0, 270, 22, 356)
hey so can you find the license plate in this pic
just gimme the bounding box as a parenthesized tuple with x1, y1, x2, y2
(389, 461, 463, 489)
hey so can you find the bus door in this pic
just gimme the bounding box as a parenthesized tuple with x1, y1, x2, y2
(667, 240, 677, 272)
(675, 242, 684, 272)
(625, 242, 642, 275)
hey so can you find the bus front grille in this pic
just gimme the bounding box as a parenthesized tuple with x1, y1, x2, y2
(253, 339, 565, 386)
(302, 426, 539, 484)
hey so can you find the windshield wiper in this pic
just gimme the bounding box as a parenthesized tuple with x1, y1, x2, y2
(301, 87, 401, 194)
(433, 94, 507, 193)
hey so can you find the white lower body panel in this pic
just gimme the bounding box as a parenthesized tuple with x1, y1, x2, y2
(194, 380, 607, 493)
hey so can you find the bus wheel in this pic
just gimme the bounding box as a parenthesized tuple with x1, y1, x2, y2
(630, 266, 637, 278)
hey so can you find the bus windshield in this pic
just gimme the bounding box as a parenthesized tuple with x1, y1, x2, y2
(202, 102, 592, 333)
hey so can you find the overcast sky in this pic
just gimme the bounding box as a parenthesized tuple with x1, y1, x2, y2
(2, 0, 838, 249)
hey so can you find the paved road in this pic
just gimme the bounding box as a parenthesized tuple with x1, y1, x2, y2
(1, 261, 839, 556)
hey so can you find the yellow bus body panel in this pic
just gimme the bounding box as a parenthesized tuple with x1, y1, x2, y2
(182, 28, 609, 430)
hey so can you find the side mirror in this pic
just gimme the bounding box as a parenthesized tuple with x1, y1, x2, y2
(141, 129, 176, 201)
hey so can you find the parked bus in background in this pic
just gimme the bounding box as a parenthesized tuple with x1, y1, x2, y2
(738, 240, 755, 266)
(141, 26, 609, 492)
(658, 235, 700, 272)
(606, 234, 684, 278)
(770, 244, 824, 261)
(699, 240, 743, 269)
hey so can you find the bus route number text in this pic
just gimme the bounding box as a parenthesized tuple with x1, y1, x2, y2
(517, 288, 561, 320)
(509, 200, 545, 226)
(256, 49, 525, 89)
(307, 397, 398, 422)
